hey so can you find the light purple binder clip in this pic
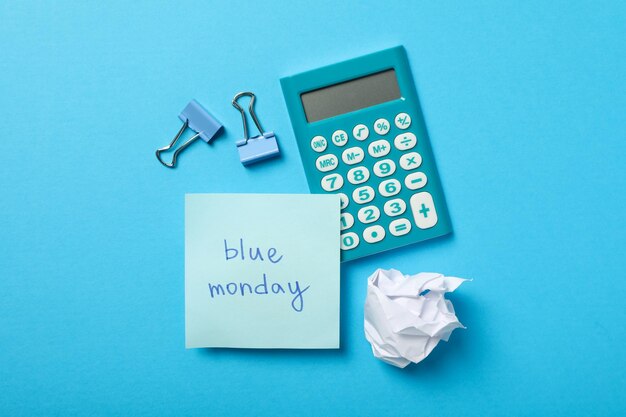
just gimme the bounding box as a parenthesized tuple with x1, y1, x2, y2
(156, 100, 223, 168)
(232, 92, 280, 166)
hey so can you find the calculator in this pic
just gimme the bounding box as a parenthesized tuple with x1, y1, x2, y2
(280, 46, 452, 262)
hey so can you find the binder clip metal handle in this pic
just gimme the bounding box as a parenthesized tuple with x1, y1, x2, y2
(232, 92, 266, 142)
(232, 92, 280, 166)
(156, 100, 223, 168)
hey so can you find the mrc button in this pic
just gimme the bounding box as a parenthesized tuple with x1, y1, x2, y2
(315, 154, 338, 172)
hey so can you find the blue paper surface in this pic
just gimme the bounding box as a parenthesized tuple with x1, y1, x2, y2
(0, 1, 625, 416)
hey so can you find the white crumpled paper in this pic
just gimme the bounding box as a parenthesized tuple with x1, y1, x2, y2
(364, 268, 468, 368)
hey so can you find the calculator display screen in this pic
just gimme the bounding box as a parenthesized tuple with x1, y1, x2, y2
(301, 69, 401, 122)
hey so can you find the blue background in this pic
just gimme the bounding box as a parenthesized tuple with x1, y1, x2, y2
(1, 1, 624, 415)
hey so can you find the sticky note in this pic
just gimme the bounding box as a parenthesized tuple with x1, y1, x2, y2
(185, 194, 340, 349)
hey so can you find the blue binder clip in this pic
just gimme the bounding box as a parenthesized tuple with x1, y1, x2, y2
(156, 100, 223, 168)
(232, 92, 280, 166)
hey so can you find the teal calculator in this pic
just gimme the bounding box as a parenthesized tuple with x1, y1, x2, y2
(280, 46, 452, 262)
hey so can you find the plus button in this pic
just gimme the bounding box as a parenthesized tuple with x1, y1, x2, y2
(418, 203, 430, 218)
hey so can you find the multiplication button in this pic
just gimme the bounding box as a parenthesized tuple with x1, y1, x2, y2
(389, 218, 412, 236)
(399, 152, 422, 170)
(394, 113, 411, 129)
(363, 225, 385, 243)
(409, 192, 438, 229)
(310, 135, 327, 152)
(352, 124, 369, 141)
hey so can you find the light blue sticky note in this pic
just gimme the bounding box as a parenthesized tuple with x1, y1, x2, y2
(185, 193, 340, 349)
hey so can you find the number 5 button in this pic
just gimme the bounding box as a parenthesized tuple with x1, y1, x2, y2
(321, 173, 344, 192)
(352, 186, 375, 204)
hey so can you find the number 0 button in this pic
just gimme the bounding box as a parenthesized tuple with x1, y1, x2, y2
(340, 232, 359, 250)
(321, 173, 344, 192)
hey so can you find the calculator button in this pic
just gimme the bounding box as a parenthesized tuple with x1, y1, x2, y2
(373, 118, 390, 135)
(342, 147, 365, 165)
(389, 218, 412, 236)
(352, 185, 375, 204)
(310, 135, 327, 152)
(331, 130, 349, 147)
(394, 132, 417, 151)
(347, 166, 370, 185)
(337, 193, 349, 210)
(399, 152, 422, 170)
(383, 198, 407, 217)
(340, 212, 354, 230)
(405, 172, 427, 190)
(315, 154, 339, 172)
(410, 192, 438, 229)
(394, 113, 412, 129)
(352, 124, 369, 141)
(368, 139, 391, 158)
(340, 232, 359, 250)
(363, 225, 385, 244)
(378, 179, 401, 197)
(321, 173, 344, 192)
(373, 159, 396, 177)
(357, 205, 380, 224)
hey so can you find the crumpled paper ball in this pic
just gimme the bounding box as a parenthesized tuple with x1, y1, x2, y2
(364, 268, 468, 368)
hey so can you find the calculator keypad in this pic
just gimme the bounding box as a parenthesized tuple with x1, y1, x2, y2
(313, 112, 439, 253)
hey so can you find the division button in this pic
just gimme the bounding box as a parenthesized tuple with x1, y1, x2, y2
(404, 172, 427, 190)
(352, 124, 369, 141)
(315, 154, 338, 172)
(409, 192, 438, 229)
(394, 112, 412, 129)
(340, 232, 359, 250)
(394, 132, 417, 151)
(310, 135, 327, 152)
(331, 130, 349, 147)
(363, 225, 385, 243)
(389, 218, 412, 236)
(399, 152, 422, 170)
